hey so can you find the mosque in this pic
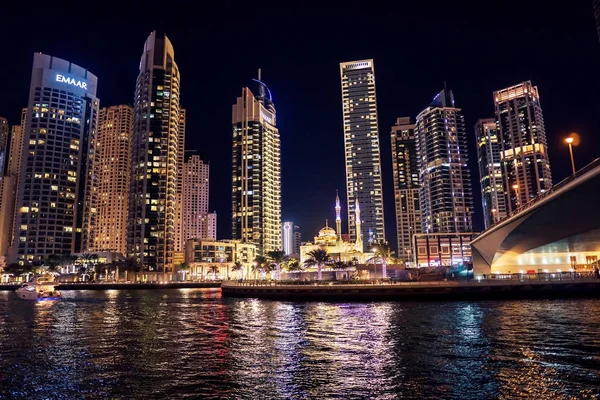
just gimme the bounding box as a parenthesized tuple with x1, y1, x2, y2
(299, 192, 374, 264)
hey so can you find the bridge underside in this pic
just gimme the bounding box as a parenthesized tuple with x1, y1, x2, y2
(472, 168, 600, 275)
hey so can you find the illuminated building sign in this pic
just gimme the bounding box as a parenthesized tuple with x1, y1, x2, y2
(55, 74, 87, 90)
(261, 110, 273, 125)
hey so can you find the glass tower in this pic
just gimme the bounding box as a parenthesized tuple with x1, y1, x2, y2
(474, 118, 507, 229)
(494, 81, 551, 213)
(339, 59, 385, 250)
(415, 89, 473, 234)
(128, 32, 181, 273)
(232, 73, 281, 256)
(10, 54, 99, 264)
(391, 117, 421, 261)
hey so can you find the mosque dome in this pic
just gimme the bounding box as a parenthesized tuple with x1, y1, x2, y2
(318, 226, 337, 238)
(315, 220, 337, 243)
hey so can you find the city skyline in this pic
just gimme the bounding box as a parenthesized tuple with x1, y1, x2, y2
(0, 5, 597, 253)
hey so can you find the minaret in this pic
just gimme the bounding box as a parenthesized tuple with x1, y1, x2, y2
(355, 198, 363, 250)
(335, 190, 343, 246)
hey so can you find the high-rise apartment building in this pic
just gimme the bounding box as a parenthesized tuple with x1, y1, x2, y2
(474, 118, 507, 229)
(174, 108, 186, 252)
(391, 117, 421, 261)
(128, 32, 181, 273)
(182, 154, 211, 242)
(339, 59, 385, 249)
(82, 105, 133, 254)
(232, 73, 281, 255)
(0, 117, 8, 176)
(415, 89, 473, 234)
(9, 54, 99, 264)
(494, 81, 552, 212)
(293, 228, 302, 256)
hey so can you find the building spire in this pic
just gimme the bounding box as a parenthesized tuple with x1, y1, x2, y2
(325, 219, 328, 227)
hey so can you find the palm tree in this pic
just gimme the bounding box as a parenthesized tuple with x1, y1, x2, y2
(45, 254, 62, 276)
(253, 256, 268, 281)
(208, 265, 219, 281)
(178, 262, 190, 281)
(267, 250, 288, 281)
(232, 261, 244, 280)
(4, 263, 33, 282)
(303, 248, 331, 281)
(123, 257, 142, 282)
(368, 240, 393, 279)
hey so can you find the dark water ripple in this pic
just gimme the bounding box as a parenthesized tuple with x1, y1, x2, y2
(1, 289, 599, 399)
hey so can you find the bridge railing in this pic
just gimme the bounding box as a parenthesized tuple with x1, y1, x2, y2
(477, 157, 600, 237)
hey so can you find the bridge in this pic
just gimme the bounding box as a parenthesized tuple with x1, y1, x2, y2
(471, 158, 600, 275)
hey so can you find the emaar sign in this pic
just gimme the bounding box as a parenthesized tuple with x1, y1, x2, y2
(55, 74, 87, 90)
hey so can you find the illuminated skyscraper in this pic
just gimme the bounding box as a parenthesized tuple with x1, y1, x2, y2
(82, 105, 133, 254)
(340, 59, 385, 250)
(415, 89, 473, 234)
(10, 54, 99, 264)
(232, 71, 281, 255)
(474, 118, 507, 229)
(494, 81, 551, 212)
(391, 117, 422, 261)
(174, 108, 186, 252)
(183, 153, 213, 242)
(128, 32, 181, 273)
(0, 117, 8, 176)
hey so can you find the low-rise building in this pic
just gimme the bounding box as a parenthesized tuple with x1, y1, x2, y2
(413, 233, 474, 268)
(184, 239, 256, 280)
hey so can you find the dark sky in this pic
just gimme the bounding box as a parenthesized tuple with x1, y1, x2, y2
(1, 2, 599, 252)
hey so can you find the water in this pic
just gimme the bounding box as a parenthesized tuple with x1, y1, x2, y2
(0, 289, 599, 400)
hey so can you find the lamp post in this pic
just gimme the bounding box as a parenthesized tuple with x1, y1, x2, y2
(512, 184, 519, 209)
(565, 136, 576, 175)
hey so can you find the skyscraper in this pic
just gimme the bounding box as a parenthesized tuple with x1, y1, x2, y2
(183, 154, 212, 242)
(494, 81, 552, 212)
(82, 105, 133, 254)
(9, 54, 99, 264)
(174, 108, 186, 252)
(232, 72, 281, 256)
(391, 117, 422, 261)
(0, 117, 8, 176)
(339, 59, 385, 249)
(415, 89, 473, 234)
(128, 32, 181, 273)
(474, 118, 507, 229)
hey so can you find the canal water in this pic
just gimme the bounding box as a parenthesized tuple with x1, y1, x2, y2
(0, 289, 599, 399)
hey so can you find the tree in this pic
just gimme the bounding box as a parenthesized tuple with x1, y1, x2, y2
(231, 261, 244, 280)
(208, 265, 219, 280)
(253, 256, 268, 280)
(123, 257, 142, 282)
(4, 263, 33, 281)
(177, 262, 190, 281)
(287, 258, 303, 272)
(303, 248, 331, 280)
(267, 250, 288, 281)
(45, 254, 62, 275)
(368, 240, 393, 279)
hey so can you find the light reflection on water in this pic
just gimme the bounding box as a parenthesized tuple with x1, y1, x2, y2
(0, 290, 599, 399)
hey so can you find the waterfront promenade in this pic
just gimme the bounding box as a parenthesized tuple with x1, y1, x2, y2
(0, 281, 221, 291)
(221, 276, 600, 300)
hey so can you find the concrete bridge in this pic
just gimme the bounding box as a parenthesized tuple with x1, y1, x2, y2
(471, 158, 600, 275)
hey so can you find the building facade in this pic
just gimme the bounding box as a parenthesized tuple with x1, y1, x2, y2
(127, 32, 181, 273)
(474, 118, 507, 229)
(282, 221, 295, 256)
(174, 108, 186, 252)
(232, 74, 281, 256)
(494, 81, 552, 213)
(10, 54, 99, 264)
(390, 117, 421, 261)
(83, 105, 133, 254)
(182, 154, 211, 242)
(184, 238, 256, 280)
(415, 89, 473, 234)
(339, 59, 385, 249)
(0, 117, 8, 176)
(413, 232, 474, 268)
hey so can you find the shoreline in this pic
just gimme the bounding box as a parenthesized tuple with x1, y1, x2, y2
(221, 279, 600, 301)
(0, 282, 221, 291)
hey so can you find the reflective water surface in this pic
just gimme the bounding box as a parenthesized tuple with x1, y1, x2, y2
(0, 289, 599, 399)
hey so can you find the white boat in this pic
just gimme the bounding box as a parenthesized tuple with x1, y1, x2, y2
(16, 276, 61, 301)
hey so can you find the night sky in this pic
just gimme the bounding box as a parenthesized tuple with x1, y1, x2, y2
(1, 3, 599, 252)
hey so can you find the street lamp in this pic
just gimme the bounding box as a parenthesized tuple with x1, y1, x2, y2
(565, 136, 576, 175)
(512, 184, 519, 209)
